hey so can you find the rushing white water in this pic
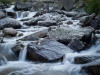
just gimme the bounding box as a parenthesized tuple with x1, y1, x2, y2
(6, 5, 15, 12)
(0, 42, 17, 61)
(19, 46, 27, 61)
(18, 42, 30, 61)
(16, 11, 37, 20)
(1, 4, 99, 75)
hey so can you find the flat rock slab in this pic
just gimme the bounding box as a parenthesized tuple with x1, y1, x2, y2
(27, 39, 73, 61)
(38, 20, 57, 27)
(17, 27, 48, 41)
(47, 26, 94, 42)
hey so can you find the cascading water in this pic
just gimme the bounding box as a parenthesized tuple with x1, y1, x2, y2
(19, 43, 28, 61)
(0, 4, 99, 75)
(0, 42, 17, 61)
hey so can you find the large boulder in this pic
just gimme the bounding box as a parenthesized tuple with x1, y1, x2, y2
(14, 2, 32, 11)
(3, 28, 18, 36)
(0, 10, 6, 19)
(27, 39, 73, 62)
(0, 17, 21, 29)
(47, 26, 94, 43)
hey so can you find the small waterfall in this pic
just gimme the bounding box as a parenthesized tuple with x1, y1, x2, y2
(16, 11, 22, 19)
(19, 44, 28, 61)
(16, 11, 37, 20)
(0, 42, 18, 61)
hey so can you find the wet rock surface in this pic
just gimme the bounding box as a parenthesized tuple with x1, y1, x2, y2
(0, 17, 21, 29)
(74, 56, 100, 64)
(27, 39, 73, 61)
(68, 38, 85, 52)
(0, 10, 6, 19)
(0, 1, 100, 75)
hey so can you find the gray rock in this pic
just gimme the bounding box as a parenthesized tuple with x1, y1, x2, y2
(3, 28, 17, 36)
(14, 2, 32, 11)
(0, 10, 6, 19)
(68, 38, 85, 52)
(25, 17, 44, 25)
(32, 1, 45, 11)
(11, 41, 24, 52)
(80, 13, 95, 26)
(0, 17, 21, 29)
(18, 28, 48, 41)
(60, 0, 74, 11)
(47, 26, 94, 42)
(74, 55, 100, 64)
(27, 39, 73, 61)
(38, 20, 57, 27)
(7, 12, 16, 18)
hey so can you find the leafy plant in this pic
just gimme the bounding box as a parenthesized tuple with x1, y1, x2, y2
(22, 0, 27, 2)
(85, 0, 100, 15)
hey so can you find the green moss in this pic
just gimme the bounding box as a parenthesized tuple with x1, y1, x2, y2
(0, 0, 12, 4)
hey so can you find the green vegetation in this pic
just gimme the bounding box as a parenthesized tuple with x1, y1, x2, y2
(21, 0, 28, 2)
(0, 0, 12, 4)
(84, 0, 100, 15)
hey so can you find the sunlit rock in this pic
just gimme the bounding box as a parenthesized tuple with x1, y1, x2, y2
(3, 28, 18, 36)
(47, 26, 94, 43)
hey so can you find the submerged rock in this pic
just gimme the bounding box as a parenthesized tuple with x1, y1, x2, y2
(3, 28, 17, 36)
(27, 39, 73, 62)
(14, 2, 32, 11)
(0, 17, 21, 29)
(47, 26, 94, 43)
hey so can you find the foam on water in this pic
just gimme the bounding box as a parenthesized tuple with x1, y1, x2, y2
(6, 5, 15, 12)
